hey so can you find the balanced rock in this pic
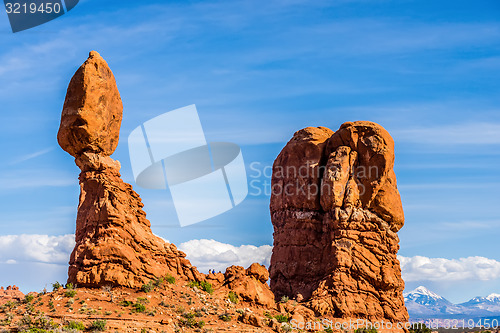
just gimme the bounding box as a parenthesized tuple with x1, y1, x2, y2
(58, 52, 202, 288)
(58, 51, 123, 157)
(269, 121, 408, 322)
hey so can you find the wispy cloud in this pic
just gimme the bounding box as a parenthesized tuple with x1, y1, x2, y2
(0, 169, 74, 190)
(393, 123, 500, 145)
(399, 255, 500, 282)
(9, 147, 55, 165)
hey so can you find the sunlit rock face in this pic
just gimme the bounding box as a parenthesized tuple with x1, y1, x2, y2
(269, 121, 408, 322)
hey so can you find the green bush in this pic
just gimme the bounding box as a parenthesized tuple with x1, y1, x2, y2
(65, 320, 85, 330)
(52, 282, 62, 291)
(280, 295, 289, 303)
(228, 291, 239, 304)
(90, 319, 107, 331)
(355, 328, 378, 333)
(274, 314, 289, 323)
(219, 313, 232, 322)
(120, 300, 133, 307)
(178, 317, 205, 328)
(165, 274, 176, 284)
(188, 280, 199, 288)
(409, 323, 430, 333)
(200, 281, 213, 294)
(65, 289, 77, 298)
(24, 294, 35, 303)
(132, 302, 146, 313)
(141, 280, 154, 293)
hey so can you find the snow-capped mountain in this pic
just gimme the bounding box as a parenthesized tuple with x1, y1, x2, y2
(459, 293, 500, 313)
(404, 286, 500, 319)
(404, 286, 452, 307)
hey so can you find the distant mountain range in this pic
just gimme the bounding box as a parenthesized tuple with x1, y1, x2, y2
(405, 286, 500, 320)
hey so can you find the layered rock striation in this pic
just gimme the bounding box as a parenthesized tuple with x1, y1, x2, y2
(269, 121, 408, 322)
(58, 51, 201, 288)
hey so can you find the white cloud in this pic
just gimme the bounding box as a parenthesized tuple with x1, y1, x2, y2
(0, 234, 74, 265)
(178, 239, 272, 273)
(3, 234, 498, 285)
(399, 255, 500, 282)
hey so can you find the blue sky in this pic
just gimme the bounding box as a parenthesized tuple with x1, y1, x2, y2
(0, 0, 499, 304)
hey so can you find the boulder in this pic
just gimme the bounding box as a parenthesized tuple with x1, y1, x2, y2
(58, 51, 123, 157)
(224, 265, 275, 308)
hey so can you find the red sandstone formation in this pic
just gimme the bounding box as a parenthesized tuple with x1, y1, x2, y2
(223, 263, 275, 308)
(58, 51, 202, 288)
(0, 285, 24, 305)
(269, 121, 408, 322)
(56, 52, 273, 308)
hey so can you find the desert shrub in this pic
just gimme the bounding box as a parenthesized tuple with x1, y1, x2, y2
(178, 316, 205, 328)
(228, 291, 239, 304)
(152, 277, 164, 288)
(120, 300, 133, 307)
(219, 313, 232, 322)
(165, 274, 176, 284)
(65, 289, 77, 298)
(24, 294, 35, 303)
(280, 295, 289, 303)
(52, 282, 62, 291)
(188, 280, 199, 288)
(136, 297, 149, 304)
(132, 302, 146, 313)
(355, 328, 378, 333)
(89, 319, 107, 331)
(141, 280, 154, 293)
(274, 314, 289, 323)
(65, 320, 85, 330)
(200, 281, 213, 294)
(409, 323, 430, 333)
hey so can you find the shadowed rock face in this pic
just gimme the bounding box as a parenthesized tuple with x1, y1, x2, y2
(269, 121, 408, 322)
(58, 51, 202, 288)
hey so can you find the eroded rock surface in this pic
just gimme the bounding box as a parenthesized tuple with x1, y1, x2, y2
(223, 264, 275, 308)
(58, 52, 201, 288)
(269, 121, 408, 322)
(0, 286, 24, 305)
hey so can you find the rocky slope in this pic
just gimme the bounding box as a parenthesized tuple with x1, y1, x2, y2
(269, 122, 408, 323)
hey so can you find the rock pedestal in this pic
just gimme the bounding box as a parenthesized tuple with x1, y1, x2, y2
(269, 121, 408, 322)
(58, 52, 201, 288)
